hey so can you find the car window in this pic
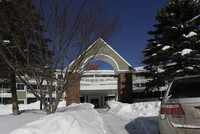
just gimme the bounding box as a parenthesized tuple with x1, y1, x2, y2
(169, 78, 200, 98)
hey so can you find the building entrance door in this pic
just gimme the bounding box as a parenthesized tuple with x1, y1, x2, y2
(91, 98, 99, 108)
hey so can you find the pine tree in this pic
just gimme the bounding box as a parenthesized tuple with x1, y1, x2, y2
(0, 0, 50, 115)
(143, 0, 200, 91)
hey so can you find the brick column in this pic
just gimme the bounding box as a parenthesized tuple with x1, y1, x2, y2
(66, 74, 80, 106)
(118, 73, 133, 103)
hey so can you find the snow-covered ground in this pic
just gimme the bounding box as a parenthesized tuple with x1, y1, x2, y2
(108, 101, 161, 134)
(0, 101, 161, 134)
(0, 101, 106, 134)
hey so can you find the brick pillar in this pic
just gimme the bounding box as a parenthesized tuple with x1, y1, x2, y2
(118, 73, 133, 103)
(66, 74, 80, 106)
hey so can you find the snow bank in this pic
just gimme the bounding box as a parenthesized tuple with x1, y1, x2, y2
(0, 101, 66, 115)
(108, 101, 161, 134)
(108, 101, 160, 120)
(10, 103, 105, 134)
(0, 100, 161, 134)
(0, 101, 41, 115)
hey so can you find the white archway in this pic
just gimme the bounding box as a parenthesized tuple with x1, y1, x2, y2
(82, 54, 119, 73)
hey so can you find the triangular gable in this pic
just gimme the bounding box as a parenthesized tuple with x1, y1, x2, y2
(67, 38, 133, 73)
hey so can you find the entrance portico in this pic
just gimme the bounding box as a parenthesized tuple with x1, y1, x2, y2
(66, 38, 134, 107)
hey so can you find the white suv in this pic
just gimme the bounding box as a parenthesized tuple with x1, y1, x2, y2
(159, 76, 200, 134)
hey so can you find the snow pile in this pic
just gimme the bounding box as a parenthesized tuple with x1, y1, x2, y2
(0, 101, 66, 115)
(9, 103, 105, 134)
(108, 101, 160, 120)
(0, 101, 41, 115)
(0, 104, 13, 115)
(0, 100, 163, 134)
(108, 101, 161, 134)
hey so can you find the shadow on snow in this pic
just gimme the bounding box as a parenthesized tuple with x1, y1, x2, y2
(125, 116, 158, 134)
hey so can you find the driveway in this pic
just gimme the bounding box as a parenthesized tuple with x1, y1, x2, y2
(97, 109, 130, 134)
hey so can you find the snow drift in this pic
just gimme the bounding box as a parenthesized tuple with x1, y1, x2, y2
(0, 101, 161, 134)
(108, 101, 161, 134)
(9, 103, 106, 134)
(108, 101, 160, 120)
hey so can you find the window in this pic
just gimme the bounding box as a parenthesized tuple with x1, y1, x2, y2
(170, 78, 200, 98)
(82, 75, 94, 78)
(18, 100, 24, 104)
(17, 84, 24, 90)
(28, 84, 37, 90)
(100, 79, 104, 82)
(27, 98, 37, 104)
(90, 79, 94, 83)
(58, 74, 63, 79)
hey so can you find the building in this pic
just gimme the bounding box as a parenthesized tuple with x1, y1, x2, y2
(80, 68, 117, 108)
(0, 71, 65, 104)
(0, 38, 143, 107)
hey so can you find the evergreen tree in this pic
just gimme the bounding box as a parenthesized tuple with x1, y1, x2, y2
(0, 0, 50, 115)
(143, 0, 200, 91)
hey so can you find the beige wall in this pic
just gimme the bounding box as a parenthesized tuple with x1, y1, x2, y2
(17, 91, 26, 99)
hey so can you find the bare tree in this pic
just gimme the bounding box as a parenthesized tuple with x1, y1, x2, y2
(0, 0, 119, 114)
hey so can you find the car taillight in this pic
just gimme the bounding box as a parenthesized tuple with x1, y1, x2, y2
(160, 103, 185, 115)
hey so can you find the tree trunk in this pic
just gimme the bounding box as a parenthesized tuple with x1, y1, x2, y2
(11, 72, 19, 115)
(40, 88, 43, 110)
(157, 85, 160, 100)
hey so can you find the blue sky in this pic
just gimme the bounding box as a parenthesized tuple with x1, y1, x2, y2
(101, 0, 170, 68)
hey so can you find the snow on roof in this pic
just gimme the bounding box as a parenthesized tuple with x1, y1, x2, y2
(183, 31, 197, 38)
(134, 66, 148, 73)
(181, 48, 192, 56)
(162, 46, 170, 51)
